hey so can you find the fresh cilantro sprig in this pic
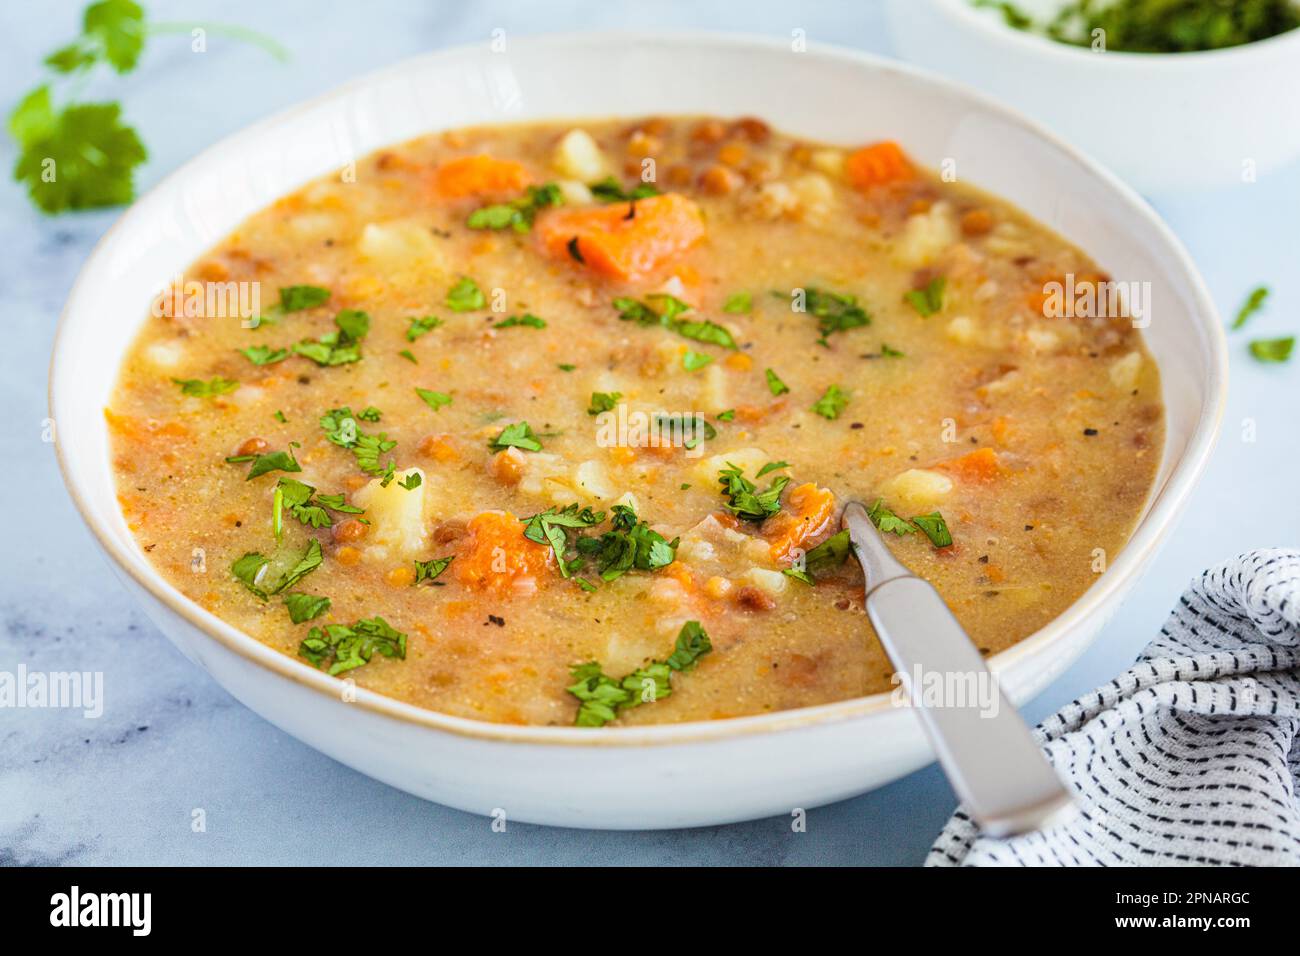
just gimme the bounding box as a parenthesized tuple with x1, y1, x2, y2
(867, 498, 954, 548)
(612, 294, 738, 350)
(782, 286, 871, 345)
(10, 1, 283, 215)
(299, 616, 407, 676)
(717, 463, 789, 522)
(567, 621, 711, 727)
(320, 406, 398, 483)
(466, 183, 563, 232)
(231, 538, 322, 600)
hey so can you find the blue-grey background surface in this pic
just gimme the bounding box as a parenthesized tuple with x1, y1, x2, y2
(1, 0, 1295, 866)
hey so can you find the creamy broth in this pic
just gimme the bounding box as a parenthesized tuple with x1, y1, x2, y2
(109, 116, 1162, 726)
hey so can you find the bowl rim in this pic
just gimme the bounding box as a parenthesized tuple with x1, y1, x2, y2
(49, 29, 1228, 748)
(931, 0, 1300, 64)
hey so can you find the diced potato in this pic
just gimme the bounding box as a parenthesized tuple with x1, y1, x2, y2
(750, 182, 797, 220)
(791, 173, 835, 220)
(880, 468, 953, 512)
(1109, 351, 1142, 391)
(810, 149, 846, 178)
(144, 340, 185, 369)
(552, 129, 611, 182)
(352, 468, 429, 559)
(571, 460, 617, 502)
(893, 202, 957, 268)
(557, 179, 593, 206)
(692, 447, 771, 485)
(357, 220, 441, 268)
(1023, 326, 1059, 353)
(743, 567, 789, 597)
(700, 363, 728, 410)
(945, 316, 978, 345)
(515, 452, 565, 498)
(287, 213, 339, 240)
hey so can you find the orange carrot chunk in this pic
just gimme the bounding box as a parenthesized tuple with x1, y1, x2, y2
(434, 155, 532, 199)
(453, 511, 553, 593)
(935, 447, 1002, 482)
(535, 192, 705, 282)
(845, 141, 914, 190)
(763, 483, 837, 563)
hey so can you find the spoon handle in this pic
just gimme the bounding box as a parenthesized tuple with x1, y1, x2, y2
(842, 502, 1074, 837)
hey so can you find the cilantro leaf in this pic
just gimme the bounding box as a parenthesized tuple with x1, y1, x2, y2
(489, 421, 542, 453)
(446, 277, 485, 312)
(910, 511, 953, 548)
(172, 376, 238, 397)
(12, 100, 145, 214)
(765, 368, 790, 396)
(811, 383, 850, 420)
(494, 313, 546, 329)
(225, 448, 301, 481)
(299, 615, 407, 676)
(903, 276, 946, 317)
(405, 315, 444, 341)
(683, 350, 714, 371)
(791, 287, 871, 343)
(718, 463, 789, 522)
(413, 555, 454, 585)
(466, 183, 563, 232)
(722, 291, 752, 314)
(866, 498, 916, 536)
(414, 387, 453, 411)
(587, 391, 622, 415)
(1249, 336, 1294, 363)
(284, 592, 331, 624)
(239, 344, 289, 365)
(567, 621, 712, 727)
(1232, 286, 1269, 330)
(292, 309, 370, 366)
(589, 176, 660, 202)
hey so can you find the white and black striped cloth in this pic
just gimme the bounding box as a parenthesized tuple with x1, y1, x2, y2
(929, 550, 1300, 866)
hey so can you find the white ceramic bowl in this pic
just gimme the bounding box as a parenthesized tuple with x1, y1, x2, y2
(51, 32, 1226, 829)
(886, 0, 1300, 192)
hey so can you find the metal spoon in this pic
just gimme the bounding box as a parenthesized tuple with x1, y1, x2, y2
(841, 501, 1076, 837)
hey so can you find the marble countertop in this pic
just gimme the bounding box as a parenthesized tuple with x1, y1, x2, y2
(2, 0, 1296, 866)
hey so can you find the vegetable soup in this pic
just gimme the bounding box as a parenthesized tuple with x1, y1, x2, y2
(109, 116, 1162, 726)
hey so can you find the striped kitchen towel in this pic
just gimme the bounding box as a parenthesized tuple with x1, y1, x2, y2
(929, 549, 1300, 866)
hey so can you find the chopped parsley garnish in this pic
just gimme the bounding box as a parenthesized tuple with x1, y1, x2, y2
(415, 387, 453, 412)
(792, 286, 871, 344)
(398, 472, 422, 491)
(589, 176, 660, 203)
(567, 621, 711, 727)
(683, 350, 714, 371)
(783, 529, 854, 586)
(320, 406, 397, 481)
(765, 368, 790, 396)
(910, 512, 954, 548)
(489, 421, 542, 453)
(413, 555, 454, 585)
(283, 592, 331, 624)
(612, 294, 738, 349)
(716, 409, 736, 422)
(446, 277, 486, 312)
(1232, 286, 1269, 329)
(406, 314, 444, 341)
(239, 344, 289, 365)
(275, 477, 363, 531)
(521, 503, 606, 578)
(718, 462, 789, 522)
(866, 498, 917, 536)
(172, 376, 238, 397)
(811, 384, 850, 419)
(247, 285, 332, 329)
(494, 313, 547, 329)
(1249, 336, 1295, 363)
(903, 276, 946, 317)
(722, 291, 752, 314)
(292, 309, 370, 366)
(232, 538, 322, 600)
(298, 615, 407, 676)
(867, 498, 954, 548)
(654, 413, 716, 449)
(399, 349, 417, 364)
(466, 182, 563, 232)
(587, 391, 622, 415)
(571, 504, 679, 582)
(756, 460, 789, 478)
(557, 363, 576, 372)
(225, 447, 301, 481)
(879, 343, 905, 358)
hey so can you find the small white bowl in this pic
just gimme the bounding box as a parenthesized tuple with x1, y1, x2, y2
(886, 0, 1300, 192)
(50, 32, 1226, 828)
